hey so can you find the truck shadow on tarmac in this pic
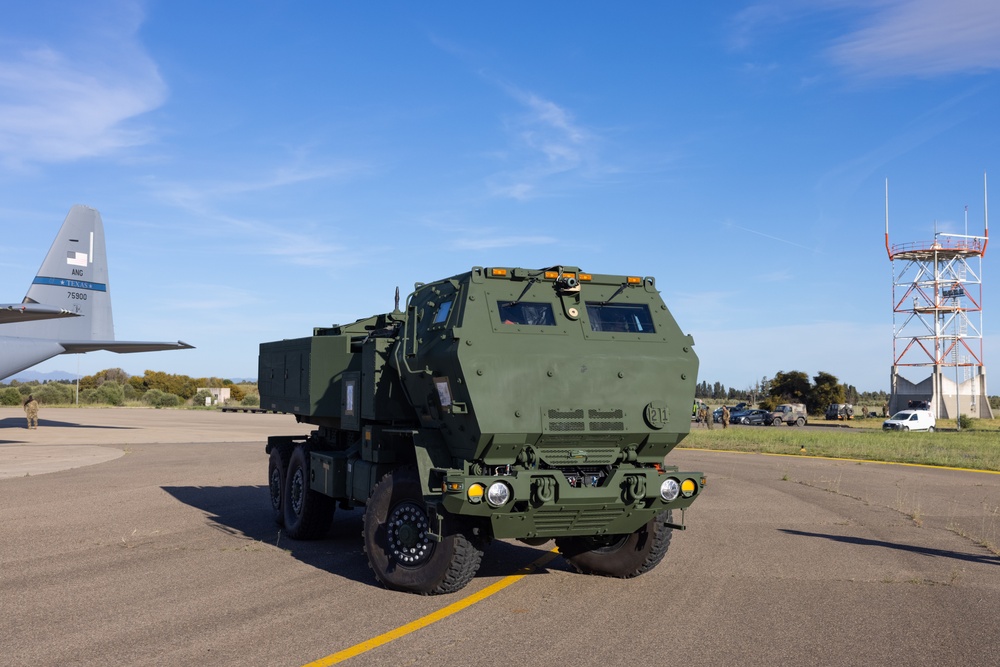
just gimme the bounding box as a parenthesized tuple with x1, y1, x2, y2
(780, 529, 1000, 566)
(161, 484, 564, 589)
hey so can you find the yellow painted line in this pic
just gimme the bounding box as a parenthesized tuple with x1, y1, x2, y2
(677, 447, 1000, 475)
(302, 548, 560, 666)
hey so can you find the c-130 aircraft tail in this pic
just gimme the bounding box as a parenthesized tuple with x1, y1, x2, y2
(0, 205, 193, 380)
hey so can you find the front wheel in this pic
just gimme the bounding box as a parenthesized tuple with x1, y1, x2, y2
(927, 426, 935, 432)
(556, 510, 673, 578)
(364, 468, 484, 595)
(283, 444, 335, 539)
(268, 445, 292, 526)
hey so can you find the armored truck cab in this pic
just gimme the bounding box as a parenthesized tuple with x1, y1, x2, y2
(261, 266, 705, 594)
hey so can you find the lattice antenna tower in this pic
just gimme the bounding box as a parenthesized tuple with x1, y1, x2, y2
(885, 174, 992, 419)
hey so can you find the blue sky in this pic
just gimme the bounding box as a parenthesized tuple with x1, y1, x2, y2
(1, 0, 999, 392)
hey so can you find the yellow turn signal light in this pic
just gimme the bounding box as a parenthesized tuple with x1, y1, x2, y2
(681, 478, 697, 498)
(490, 268, 508, 277)
(627, 276, 642, 284)
(544, 270, 559, 279)
(578, 273, 592, 281)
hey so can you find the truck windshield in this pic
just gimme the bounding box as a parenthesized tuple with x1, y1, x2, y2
(586, 302, 655, 333)
(498, 301, 556, 325)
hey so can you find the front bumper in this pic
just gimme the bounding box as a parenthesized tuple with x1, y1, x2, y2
(432, 466, 706, 540)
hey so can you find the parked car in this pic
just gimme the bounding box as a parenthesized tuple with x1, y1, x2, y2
(713, 404, 749, 423)
(734, 408, 769, 425)
(882, 410, 936, 432)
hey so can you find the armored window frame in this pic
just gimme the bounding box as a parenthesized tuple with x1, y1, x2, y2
(585, 302, 656, 334)
(496, 301, 557, 326)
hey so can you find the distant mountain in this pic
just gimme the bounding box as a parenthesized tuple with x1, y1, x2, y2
(7, 370, 80, 383)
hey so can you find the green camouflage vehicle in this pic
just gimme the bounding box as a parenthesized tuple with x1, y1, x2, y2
(260, 265, 705, 594)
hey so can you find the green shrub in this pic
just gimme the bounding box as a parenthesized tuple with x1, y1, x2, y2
(958, 414, 975, 430)
(241, 394, 260, 407)
(32, 383, 74, 405)
(142, 389, 181, 408)
(193, 389, 214, 407)
(0, 387, 22, 405)
(95, 381, 125, 406)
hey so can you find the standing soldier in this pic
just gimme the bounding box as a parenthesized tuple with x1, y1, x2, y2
(23, 394, 39, 429)
(721, 405, 730, 429)
(706, 406, 714, 430)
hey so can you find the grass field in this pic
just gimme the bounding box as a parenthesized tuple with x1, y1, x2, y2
(683, 422, 1000, 472)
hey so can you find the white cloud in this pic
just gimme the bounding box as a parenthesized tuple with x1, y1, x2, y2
(0, 3, 165, 167)
(488, 85, 601, 201)
(829, 0, 1000, 77)
(452, 234, 558, 251)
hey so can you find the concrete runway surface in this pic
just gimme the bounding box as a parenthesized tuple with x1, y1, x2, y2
(1, 407, 998, 667)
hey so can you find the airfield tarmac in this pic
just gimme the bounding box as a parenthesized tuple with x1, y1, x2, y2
(2, 407, 999, 667)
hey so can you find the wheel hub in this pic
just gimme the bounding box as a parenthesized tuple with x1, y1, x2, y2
(387, 501, 432, 565)
(290, 469, 304, 515)
(269, 468, 282, 509)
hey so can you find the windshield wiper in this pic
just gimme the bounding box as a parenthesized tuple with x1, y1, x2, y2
(506, 277, 538, 307)
(602, 282, 629, 305)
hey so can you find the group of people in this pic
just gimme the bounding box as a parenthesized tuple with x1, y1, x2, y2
(695, 404, 728, 429)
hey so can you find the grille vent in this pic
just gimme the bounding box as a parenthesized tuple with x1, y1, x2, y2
(544, 407, 625, 433)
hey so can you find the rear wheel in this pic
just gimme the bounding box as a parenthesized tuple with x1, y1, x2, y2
(556, 510, 673, 578)
(268, 445, 292, 526)
(283, 444, 335, 539)
(363, 468, 484, 595)
(795, 417, 805, 427)
(771, 417, 783, 426)
(928, 426, 935, 432)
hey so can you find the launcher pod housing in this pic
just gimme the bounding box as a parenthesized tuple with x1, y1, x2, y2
(260, 266, 704, 594)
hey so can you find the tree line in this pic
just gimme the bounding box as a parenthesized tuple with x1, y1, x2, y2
(0, 368, 259, 407)
(695, 372, 892, 414)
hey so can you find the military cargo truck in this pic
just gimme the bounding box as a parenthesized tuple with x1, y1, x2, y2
(260, 265, 705, 594)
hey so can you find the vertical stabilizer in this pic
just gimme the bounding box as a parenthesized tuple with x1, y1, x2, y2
(17, 205, 114, 341)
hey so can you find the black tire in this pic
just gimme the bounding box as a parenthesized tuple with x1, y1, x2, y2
(556, 510, 673, 578)
(283, 444, 335, 539)
(795, 417, 805, 427)
(771, 417, 783, 426)
(903, 426, 910, 432)
(268, 445, 292, 527)
(928, 426, 935, 432)
(363, 467, 484, 595)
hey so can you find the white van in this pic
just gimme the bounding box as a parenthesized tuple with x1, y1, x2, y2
(882, 410, 935, 432)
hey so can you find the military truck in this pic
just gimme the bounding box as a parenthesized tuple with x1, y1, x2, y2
(766, 403, 808, 426)
(260, 265, 705, 594)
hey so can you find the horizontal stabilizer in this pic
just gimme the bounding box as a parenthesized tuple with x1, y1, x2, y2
(0, 303, 80, 324)
(58, 340, 195, 354)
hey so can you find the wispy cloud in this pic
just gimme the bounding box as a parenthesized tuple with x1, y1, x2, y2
(452, 234, 558, 251)
(829, 0, 1000, 78)
(487, 84, 604, 201)
(146, 161, 369, 268)
(0, 2, 166, 168)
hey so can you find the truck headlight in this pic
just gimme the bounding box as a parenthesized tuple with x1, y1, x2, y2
(681, 478, 697, 498)
(487, 481, 512, 507)
(660, 478, 680, 502)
